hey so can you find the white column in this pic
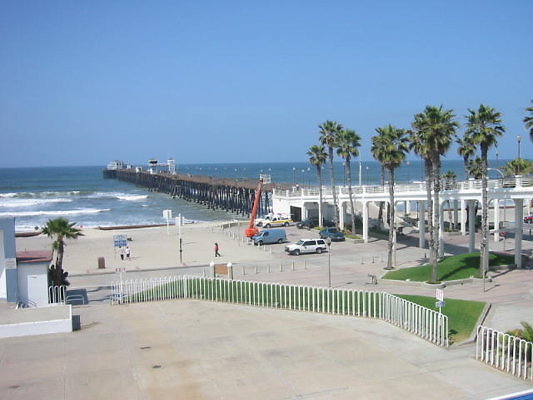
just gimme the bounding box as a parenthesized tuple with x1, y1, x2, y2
(460, 199, 467, 236)
(438, 202, 444, 257)
(418, 200, 425, 248)
(363, 201, 369, 243)
(493, 199, 499, 242)
(339, 202, 345, 230)
(515, 199, 523, 269)
(405, 200, 410, 216)
(318, 200, 323, 227)
(453, 199, 459, 231)
(468, 200, 476, 253)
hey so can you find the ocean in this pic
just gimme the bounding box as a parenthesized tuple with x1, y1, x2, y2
(0, 160, 508, 231)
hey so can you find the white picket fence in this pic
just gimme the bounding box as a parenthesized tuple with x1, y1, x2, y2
(111, 275, 448, 347)
(476, 326, 533, 381)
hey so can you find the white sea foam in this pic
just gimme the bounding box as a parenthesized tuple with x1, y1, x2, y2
(87, 192, 148, 201)
(0, 198, 73, 208)
(0, 208, 111, 217)
(115, 194, 148, 201)
(1, 191, 83, 199)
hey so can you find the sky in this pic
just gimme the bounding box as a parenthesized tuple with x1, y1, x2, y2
(0, 0, 532, 168)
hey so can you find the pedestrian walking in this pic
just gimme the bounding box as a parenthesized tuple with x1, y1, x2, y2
(125, 246, 131, 260)
(214, 242, 221, 257)
(120, 247, 125, 261)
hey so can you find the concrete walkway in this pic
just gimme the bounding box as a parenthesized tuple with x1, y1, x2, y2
(1, 300, 531, 400)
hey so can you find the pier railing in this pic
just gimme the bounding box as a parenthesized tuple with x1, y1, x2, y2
(110, 275, 449, 347)
(274, 176, 533, 198)
(476, 325, 532, 381)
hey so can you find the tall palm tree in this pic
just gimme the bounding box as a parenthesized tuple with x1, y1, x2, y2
(442, 171, 457, 230)
(457, 135, 476, 179)
(412, 106, 458, 282)
(42, 217, 83, 286)
(371, 125, 409, 269)
(336, 128, 362, 234)
(409, 125, 433, 256)
(524, 100, 533, 141)
(466, 104, 505, 279)
(307, 144, 328, 227)
(319, 120, 343, 228)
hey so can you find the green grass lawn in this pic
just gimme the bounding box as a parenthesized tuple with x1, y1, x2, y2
(383, 252, 514, 283)
(396, 294, 486, 343)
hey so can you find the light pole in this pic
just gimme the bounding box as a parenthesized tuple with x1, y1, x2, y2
(292, 167, 296, 186)
(358, 157, 362, 186)
(326, 237, 332, 287)
(517, 136, 522, 160)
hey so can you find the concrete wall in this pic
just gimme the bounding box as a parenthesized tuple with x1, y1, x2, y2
(0, 305, 73, 339)
(0, 218, 16, 300)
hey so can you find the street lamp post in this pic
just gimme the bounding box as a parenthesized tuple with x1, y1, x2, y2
(326, 237, 332, 287)
(292, 167, 296, 186)
(517, 136, 522, 160)
(358, 157, 362, 186)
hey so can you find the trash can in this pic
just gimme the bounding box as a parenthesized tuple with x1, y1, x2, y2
(98, 257, 105, 269)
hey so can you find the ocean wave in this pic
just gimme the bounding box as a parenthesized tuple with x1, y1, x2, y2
(0, 208, 111, 217)
(0, 198, 73, 208)
(87, 192, 148, 201)
(0, 191, 85, 199)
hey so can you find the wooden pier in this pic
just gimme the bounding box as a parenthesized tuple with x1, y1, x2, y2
(108, 168, 280, 216)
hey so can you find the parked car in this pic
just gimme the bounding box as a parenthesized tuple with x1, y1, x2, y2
(524, 215, 533, 223)
(296, 218, 334, 229)
(319, 227, 345, 241)
(251, 229, 287, 246)
(296, 217, 319, 229)
(285, 239, 327, 255)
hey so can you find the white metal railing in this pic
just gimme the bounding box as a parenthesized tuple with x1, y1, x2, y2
(111, 275, 448, 347)
(274, 176, 532, 198)
(49, 285, 66, 304)
(476, 325, 532, 381)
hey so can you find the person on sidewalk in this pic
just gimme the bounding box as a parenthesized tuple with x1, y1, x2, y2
(125, 246, 131, 260)
(214, 242, 221, 257)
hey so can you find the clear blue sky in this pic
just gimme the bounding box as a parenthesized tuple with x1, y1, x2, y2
(1, 0, 531, 167)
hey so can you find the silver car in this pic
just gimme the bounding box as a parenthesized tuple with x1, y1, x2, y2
(285, 239, 327, 256)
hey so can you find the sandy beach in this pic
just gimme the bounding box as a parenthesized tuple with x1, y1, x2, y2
(15, 221, 275, 275)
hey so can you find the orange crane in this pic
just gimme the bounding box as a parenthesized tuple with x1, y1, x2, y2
(244, 178, 263, 238)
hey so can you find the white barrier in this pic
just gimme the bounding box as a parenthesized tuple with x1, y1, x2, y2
(476, 325, 532, 381)
(48, 285, 66, 304)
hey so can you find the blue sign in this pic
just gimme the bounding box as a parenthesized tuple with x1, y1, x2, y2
(113, 235, 127, 248)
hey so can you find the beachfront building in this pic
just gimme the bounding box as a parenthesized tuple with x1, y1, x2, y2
(272, 176, 533, 268)
(0, 217, 17, 302)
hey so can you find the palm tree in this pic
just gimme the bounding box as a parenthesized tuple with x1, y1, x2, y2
(465, 104, 505, 279)
(442, 171, 457, 231)
(409, 126, 433, 255)
(336, 128, 362, 234)
(371, 125, 409, 269)
(501, 158, 533, 177)
(412, 106, 458, 282)
(307, 144, 328, 227)
(457, 135, 476, 179)
(524, 100, 533, 141)
(42, 217, 83, 286)
(319, 120, 343, 228)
